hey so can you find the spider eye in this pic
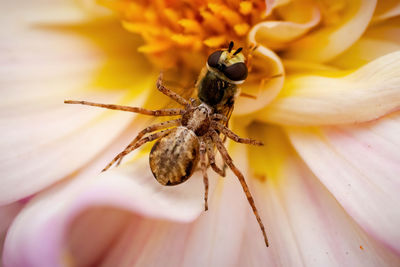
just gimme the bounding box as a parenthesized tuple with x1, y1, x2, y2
(223, 62, 248, 81)
(207, 50, 223, 68)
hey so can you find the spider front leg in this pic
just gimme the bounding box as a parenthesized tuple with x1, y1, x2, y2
(156, 73, 189, 106)
(206, 139, 225, 177)
(64, 100, 184, 116)
(102, 128, 173, 172)
(212, 121, 263, 146)
(114, 119, 182, 167)
(199, 140, 209, 211)
(210, 130, 269, 247)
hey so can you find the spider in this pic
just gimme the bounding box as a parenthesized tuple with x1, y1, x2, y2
(65, 42, 269, 247)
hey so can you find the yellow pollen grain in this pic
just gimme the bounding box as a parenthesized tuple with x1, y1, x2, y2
(204, 36, 226, 48)
(239, 1, 253, 15)
(171, 34, 199, 46)
(138, 42, 171, 54)
(144, 9, 158, 24)
(201, 10, 226, 34)
(163, 8, 181, 31)
(122, 22, 162, 35)
(234, 23, 250, 36)
(178, 19, 203, 34)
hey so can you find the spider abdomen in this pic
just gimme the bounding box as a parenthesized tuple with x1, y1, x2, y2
(149, 126, 199, 186)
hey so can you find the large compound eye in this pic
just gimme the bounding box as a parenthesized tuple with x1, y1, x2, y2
(207, 50, 223, 68)
(223, 62, 248, 81)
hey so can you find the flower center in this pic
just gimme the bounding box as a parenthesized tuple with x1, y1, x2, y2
(100, 0, 267, 71)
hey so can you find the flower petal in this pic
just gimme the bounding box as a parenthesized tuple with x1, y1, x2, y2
(3, 153, 208, 267)
(286, 113, 400, 255)
(0, 2, 154, 204)
(235, 46, 285, 115)
(0, 202, 24, 265)
(249, 0, 321, 50)
(372, 0, 400, 23)
(3, 147, 256, 266)
(241, 124, 400, 266)
(258, 51, 400, 125)
(332, 19, 400, 69)
(284, 0, 377, 62)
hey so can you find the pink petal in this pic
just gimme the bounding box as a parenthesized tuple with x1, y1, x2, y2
(240, 125, 400, 266)
(284, 0, 377, 62)
(0, 202, 24, 265)
(286, 113, 400, 255)
(3, 154, 207, 267)
(0, 1, 154, 204)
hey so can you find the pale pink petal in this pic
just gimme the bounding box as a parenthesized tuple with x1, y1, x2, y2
(372, 0, 400, 22)
(0, 2, 154, 204)
(286, 113, 400, 255)
(3, 153, 208, 267)
(258, 51, 400, 125)
(249, 0, 321, 50)
(0, 202, 24, 265)
(240, 125, 400, 266)
(284, 0, 377, 62)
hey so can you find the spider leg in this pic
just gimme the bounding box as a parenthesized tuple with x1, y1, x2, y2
(102, 128, 173, 172)
(114, 119, 181, 167)
(199, 139, 209, 211)
(64, 100, 184, 116)
(212, 121, 263, 146)
(157, 73, 189, 106)
(210, 130, 269, 247)
(206, 137, 225, 177)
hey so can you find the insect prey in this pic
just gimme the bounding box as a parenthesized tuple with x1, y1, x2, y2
(64, 41, 270, 247)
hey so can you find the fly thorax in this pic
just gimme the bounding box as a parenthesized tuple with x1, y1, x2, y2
(181, 104, 210, 136)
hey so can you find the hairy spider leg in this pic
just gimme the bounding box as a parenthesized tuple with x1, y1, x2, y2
(157, 73, 189, 106)
(206, 139, 225, 177)
(64, 100, 184, 116)
(102, 129, 173, 172)
(212, 121, 264, 146)
(210, 131, 269, 247)
(114, 119, 182, 167)
(199, 140, 209, 211)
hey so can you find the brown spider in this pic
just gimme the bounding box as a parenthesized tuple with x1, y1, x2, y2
(65, 42, 269, 247)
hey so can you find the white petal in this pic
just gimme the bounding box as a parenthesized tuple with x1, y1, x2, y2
(286, 113, 400, 255)
(372, 0, 400, 23)
(259, 51, 400, 125)
(240, 124, 400, 266)
(249, 0, 321, 50)
(332, 21, 400, 69)
(284, 0, 377, 62)
(235, 46, 285, 115)
(0, 1, 154, 204)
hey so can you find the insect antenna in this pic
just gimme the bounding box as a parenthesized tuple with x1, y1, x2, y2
(228, 41, 234, 53)
(233, 47, 243, 55)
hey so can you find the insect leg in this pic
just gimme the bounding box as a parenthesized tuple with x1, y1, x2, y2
(210, 130, 269, 247)
(156, 73, 189, 106)
(206, 138, 225, 177)
(115, 119, 182, 167)
(64, 100, 184, 116)
(212, 121, 263, 146)
(199, 140, 209, 211)
(102, 128, 173, 172)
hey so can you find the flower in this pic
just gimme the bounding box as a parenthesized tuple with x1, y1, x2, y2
(1, 0, 400, 266)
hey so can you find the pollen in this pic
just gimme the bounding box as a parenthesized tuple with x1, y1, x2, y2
(99, 0, 267, 71)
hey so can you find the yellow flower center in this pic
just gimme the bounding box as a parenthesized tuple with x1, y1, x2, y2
(99, 0, 267, 71)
